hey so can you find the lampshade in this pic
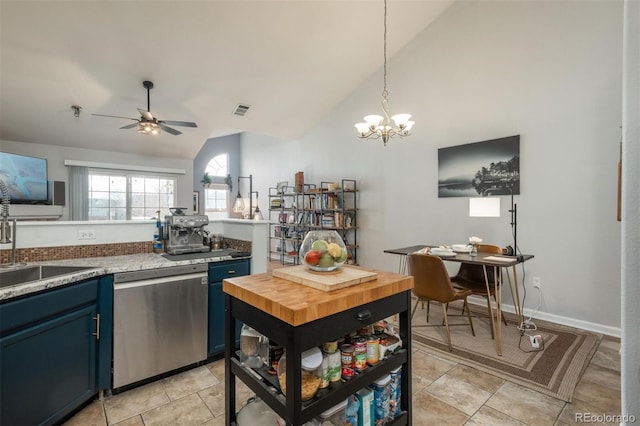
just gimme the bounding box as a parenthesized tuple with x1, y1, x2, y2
(469, 197, 501, 217)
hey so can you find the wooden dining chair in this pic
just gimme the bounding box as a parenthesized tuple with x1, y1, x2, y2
(408, 253, 475, 351)
(450, 244, 508, 339)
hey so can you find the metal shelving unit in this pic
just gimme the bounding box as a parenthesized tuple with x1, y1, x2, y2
(268, 179, 358, 265)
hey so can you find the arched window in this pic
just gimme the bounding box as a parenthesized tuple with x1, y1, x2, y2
(204, 154, 228, 219)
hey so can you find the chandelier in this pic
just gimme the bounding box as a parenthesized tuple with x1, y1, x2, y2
(355, 0, 414, 146)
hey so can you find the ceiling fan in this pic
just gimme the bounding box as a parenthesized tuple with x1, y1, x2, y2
(92, 80, 197, 136)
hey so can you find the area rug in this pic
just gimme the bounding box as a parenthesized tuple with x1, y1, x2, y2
(408, 302, 602, 402)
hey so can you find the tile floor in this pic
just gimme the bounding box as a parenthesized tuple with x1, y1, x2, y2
(63, 261, 621, 426)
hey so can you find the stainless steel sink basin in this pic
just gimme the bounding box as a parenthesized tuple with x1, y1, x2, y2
(0, 265, 95, 289)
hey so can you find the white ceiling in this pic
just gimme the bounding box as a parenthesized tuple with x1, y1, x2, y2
(0, 0, 453, 159)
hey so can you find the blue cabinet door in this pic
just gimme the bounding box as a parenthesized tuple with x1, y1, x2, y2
(208, 260, 250, 356)
(0, 305, 97, 425)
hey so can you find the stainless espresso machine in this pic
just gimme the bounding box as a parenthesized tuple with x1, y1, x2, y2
(163, 212, 210, 255)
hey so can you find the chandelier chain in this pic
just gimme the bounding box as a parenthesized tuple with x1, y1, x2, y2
(382, 0, 388, 101)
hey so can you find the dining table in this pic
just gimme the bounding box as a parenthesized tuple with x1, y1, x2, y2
(384, 245, 534, 356)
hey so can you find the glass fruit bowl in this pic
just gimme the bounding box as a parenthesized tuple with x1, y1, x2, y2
(299, 230, 348, 272)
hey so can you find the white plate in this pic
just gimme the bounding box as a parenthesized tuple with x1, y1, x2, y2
(452, 244, 472, 253)
(431, 251, 457, 257)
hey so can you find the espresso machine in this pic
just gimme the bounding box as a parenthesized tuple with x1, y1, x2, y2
(163, 212, 210, 255)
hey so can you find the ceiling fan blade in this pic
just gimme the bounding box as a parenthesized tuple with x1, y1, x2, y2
(137, 108, 154, 121)
(160, 120, 198, 128)
(159, 123, 182, 135)
(92, 113, 138, 121)
(120, 123, 139, 130)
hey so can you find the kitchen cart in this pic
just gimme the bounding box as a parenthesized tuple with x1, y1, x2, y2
(223, 267, 413, 425)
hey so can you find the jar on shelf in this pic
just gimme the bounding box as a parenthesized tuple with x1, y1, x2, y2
(277, 347, 323, 401)
(240, 325, 264, 369)
(299, 230, 347, 272)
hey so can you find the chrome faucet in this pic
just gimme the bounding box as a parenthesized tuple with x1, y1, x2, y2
(0, 180, 17, 265)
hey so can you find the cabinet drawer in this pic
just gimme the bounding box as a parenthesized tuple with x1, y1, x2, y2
(0, 279, 98, 334)
(208, 260, 250, 282)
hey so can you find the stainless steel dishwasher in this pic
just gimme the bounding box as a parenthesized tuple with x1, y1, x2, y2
(112, 263, 208, 389)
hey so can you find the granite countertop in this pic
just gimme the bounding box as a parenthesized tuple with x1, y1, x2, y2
(0, 251, 251, 301)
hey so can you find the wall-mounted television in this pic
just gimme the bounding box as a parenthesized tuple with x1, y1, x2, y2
(0, 152, 48, 204)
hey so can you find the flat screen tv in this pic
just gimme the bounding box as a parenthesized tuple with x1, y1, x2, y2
(0, 152, 48, 203)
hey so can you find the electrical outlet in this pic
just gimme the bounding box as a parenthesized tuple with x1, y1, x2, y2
(533, 276, 542, 289)
(77, 229, 97, 240)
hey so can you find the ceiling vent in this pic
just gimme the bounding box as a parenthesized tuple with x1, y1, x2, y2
(233, 104, 251, 117)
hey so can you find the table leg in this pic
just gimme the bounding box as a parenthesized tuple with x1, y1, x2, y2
(494, 265, 502, 356)
(510, 265, 524, 326)
(399, 255, 407, 274)
(482, 266, 498, 350)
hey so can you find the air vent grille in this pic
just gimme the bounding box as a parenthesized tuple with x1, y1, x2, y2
(233, 104, 251, 116)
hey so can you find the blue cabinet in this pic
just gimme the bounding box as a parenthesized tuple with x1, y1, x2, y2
(0, 276, 112, 425)
(208, 259, 250, 356)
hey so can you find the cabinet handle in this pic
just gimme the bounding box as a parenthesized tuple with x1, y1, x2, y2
(93, 314, 100, 340)
(228, 270, 236, 275)
(356, 310, 371, 321)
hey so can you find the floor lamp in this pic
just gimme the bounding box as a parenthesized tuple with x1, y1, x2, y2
(469, 191, 521, 261)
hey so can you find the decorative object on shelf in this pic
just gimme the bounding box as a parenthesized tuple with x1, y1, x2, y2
(233, 174, 253, 218)
(299, 230, 348, 272)
(354, 0, 414, 146)
(200, 172, 213, 187)
(224, 173, 233, 192)
(468, 236, 482, 257)
(295, 171, 304, 193)
(192, 191, 199, 214)
(276, 181, 288, 194)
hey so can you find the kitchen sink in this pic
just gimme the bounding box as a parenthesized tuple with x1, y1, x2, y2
(0, 265, 96, 289)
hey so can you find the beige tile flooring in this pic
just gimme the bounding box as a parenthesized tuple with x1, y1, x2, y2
(63, 335, 620, 426)
(64, 262, 621, 426)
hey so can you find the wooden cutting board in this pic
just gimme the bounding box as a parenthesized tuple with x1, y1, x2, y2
(272, 264, 377, 291)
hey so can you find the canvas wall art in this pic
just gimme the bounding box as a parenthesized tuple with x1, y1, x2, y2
(438, 135, 520, 198)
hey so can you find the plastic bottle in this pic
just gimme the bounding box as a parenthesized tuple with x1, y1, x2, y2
(153, 211, 163, 253)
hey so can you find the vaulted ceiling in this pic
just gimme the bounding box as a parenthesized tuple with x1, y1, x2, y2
(0, 1, 453, 159)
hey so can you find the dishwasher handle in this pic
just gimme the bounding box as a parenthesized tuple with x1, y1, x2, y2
(114, 272, 208, 290)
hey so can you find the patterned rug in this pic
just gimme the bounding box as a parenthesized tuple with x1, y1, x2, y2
(409, 301, 601, 402)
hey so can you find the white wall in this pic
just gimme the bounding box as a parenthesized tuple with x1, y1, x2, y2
(241, 1, 624, 335)
(1, 139, 195, 220)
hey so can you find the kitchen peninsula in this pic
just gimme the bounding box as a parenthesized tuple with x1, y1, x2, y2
(223, 266, 414, 425)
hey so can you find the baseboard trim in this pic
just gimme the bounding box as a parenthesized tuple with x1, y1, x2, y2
(466, 296, 621, 338)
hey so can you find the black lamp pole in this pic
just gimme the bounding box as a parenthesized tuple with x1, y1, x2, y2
(238, 175, 253, 219)
(509, 188, 523, 261)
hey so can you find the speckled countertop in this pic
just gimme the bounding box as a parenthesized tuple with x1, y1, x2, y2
(0, 252, 250, 301)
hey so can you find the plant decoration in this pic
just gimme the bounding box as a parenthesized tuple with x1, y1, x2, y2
(200, 172, 213, 187)
(224, 173, 233, 192)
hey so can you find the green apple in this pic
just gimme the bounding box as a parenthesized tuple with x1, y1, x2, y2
(318, 252, 335, 267)
(311, 240, 328, 251)
(336, 248, 347, 263)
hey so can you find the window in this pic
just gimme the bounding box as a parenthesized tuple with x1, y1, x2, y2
(204, 154, 229, 219)
(88, 170, 176, 220)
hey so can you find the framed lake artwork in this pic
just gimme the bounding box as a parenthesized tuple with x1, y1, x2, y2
(438, 135, 520, 198)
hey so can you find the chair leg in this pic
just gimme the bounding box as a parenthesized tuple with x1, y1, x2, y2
(441, 303, 453, 351)
(486, 297, 495, 340)
(464, 298, 475, 336)
(411, 299, 419, 320)
(426, 300, 431, 323)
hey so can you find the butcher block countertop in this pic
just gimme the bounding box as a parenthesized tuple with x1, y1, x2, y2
(223, 265, 413, 326)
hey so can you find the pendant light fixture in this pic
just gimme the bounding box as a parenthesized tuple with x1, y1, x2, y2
(355, 0, 414, 146)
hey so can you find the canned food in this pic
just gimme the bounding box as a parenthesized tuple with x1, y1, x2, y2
(352, 336, 367, 371)
(340, 344, 354, 369)
(366, 335, 380, 365)
(323, 340, 338, 354)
